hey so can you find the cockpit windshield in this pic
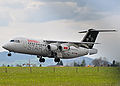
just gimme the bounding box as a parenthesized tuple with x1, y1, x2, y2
(10, 40, 20, 43)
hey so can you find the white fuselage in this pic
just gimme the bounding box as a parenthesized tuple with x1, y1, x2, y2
(2, 37, 91, 59)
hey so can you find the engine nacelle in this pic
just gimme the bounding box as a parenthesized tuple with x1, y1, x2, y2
(58, 44, 69, 51)
(89, 48, 98, 55)
(47, 44, 58, 51)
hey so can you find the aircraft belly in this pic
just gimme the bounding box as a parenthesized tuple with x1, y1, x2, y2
(61, 48, 88, 59)
(62, 50, 79, 59)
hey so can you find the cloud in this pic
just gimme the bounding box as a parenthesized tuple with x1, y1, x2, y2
(0, 0, 107, 25)
(15, 1, 104, 23)
(0, 0, 27, 26)
(0, 0, 119, 25)
(0, 12, 12, 26)
(0, 0, 26, 9)
(0, 0, 120, 26)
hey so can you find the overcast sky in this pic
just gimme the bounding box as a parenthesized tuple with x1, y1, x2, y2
(0, 0, 120, 62)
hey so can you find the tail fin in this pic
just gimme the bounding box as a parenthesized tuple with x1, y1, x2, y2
(79, 29, 116, 49)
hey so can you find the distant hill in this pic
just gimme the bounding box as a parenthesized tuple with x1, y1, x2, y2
(0, 51, 93, 67)
(0, 51, 55, 66)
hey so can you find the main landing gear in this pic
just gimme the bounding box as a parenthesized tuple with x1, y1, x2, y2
(37, 56, 61, 63)
(51, 51, 60, 62)
(39, 58, 45, 63)
(54, 58, 60, 62)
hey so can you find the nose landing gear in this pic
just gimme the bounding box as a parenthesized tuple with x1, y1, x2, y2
(8, 52, 12, 56)
(37, 55, 45, 63)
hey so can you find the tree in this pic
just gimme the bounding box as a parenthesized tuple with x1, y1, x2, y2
(111, 60, 120, 67)
(2, 64, 6, 67)
(57, 60, 63, 66)
(111, 60, 116, 67)
(116, 62, 120, 67)
(7, 65, 10, 67)
(39, 64, 42, 67)
(92, 57, 109, 67)
(80, 59, 86, 67)
(102, 60, 109, 67)
(16, 64, 22, 67)
(73, 61, 79, 67)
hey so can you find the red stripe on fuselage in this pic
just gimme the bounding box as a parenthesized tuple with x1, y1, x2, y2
(28, 40, 40, 43)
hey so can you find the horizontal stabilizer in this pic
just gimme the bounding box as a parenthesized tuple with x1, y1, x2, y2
(79, 29, 117, 33)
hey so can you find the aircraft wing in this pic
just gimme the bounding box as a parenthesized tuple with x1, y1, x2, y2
(45, 40, 99, 44)
(44, 40, 99, 48)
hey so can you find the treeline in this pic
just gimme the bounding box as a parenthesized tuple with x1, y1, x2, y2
(111, 60, 120, 67)
(92, 58, 120, 67)
(64, 57, 120, 67)
(1, 57, 120, 67)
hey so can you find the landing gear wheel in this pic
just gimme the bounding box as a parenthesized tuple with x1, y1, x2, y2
(39, 58, 45, 63)
(54, 58, 60, 62)
(8, 53, 11, 56)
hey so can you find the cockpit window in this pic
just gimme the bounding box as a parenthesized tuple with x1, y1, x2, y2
(10, 40, 14, 42)
(10, 40, 20, 43)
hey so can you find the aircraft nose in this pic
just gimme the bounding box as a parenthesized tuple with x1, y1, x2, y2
(2, 43, 13, 51)
(2, 44, 9, 50)
(2, 43, 17, 52)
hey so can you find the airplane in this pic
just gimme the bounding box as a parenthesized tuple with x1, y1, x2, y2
(2, 29, 116, 63)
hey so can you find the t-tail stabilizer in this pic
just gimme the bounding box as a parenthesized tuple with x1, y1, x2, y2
(79, 29, 116, 49)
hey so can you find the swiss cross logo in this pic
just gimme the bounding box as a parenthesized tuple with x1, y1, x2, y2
(64, 47, 68, 49)
(86, 34, 94, 42)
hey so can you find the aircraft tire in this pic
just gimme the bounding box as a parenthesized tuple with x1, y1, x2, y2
(8, 53, 11, 56)
(39, 58, 45, 62)
(54, 58, 60, 62)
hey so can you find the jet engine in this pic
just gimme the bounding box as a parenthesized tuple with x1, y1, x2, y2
(89, 48, 98, 55)
(58, 44, 69, 51)
(47, 44, 58, 51)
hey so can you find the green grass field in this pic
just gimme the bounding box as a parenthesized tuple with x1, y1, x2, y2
(0, 67, 119, 86)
